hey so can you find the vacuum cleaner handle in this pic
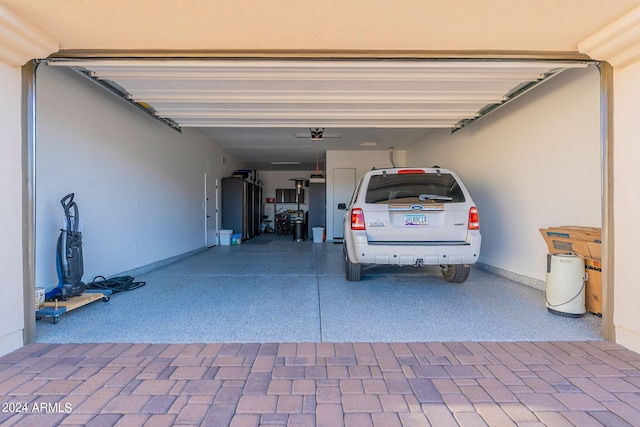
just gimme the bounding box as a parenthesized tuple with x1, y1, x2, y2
(60, 193, 74, 207)
(60, 193, 79, 233)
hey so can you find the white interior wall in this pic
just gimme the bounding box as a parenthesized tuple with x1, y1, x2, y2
(325, 149, 407, 240)
(612, 61, 640, 354)
(406, 66, 601, 282)
(35, 65, 246, 292)
(0, 62, 25, 356)
(259, 170, 314, 215)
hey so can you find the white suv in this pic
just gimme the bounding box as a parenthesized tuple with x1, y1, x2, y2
(343, 167, 481, 282)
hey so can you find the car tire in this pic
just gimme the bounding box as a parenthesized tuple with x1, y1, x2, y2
(441, 264, 470, 283)
(345, 249, 362, 281)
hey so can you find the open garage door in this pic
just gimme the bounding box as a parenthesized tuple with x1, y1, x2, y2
(46, 58, 590, 171)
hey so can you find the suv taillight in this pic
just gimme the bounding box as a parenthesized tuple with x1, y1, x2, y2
(468, 207, 479, 230)
(351, 208, 366, 230)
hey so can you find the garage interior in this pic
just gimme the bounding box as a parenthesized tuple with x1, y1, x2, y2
(7, 2, 640, 425)
(32, 56, 603, 342)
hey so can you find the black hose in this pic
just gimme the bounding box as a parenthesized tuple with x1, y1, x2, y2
(86, 275, 146, 293)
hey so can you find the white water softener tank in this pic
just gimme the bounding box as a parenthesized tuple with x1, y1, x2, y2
(545, 254, 586, 317)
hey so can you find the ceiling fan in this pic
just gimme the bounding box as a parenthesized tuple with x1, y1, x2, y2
(295, 127, 343, 141)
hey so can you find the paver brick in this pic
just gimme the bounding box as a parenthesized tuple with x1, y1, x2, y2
(327, 365, 349, 379)
(276, 395, 303, 413)
(142, 395, 177, 414)
(477, 378, 518, 403)
(243, 372, 270, 394)
(142, 414, 177, 427)
(499, 402, 541, 424)
(292, 379, 316, 395)
(215, 366, 251, 380)
(73, 387, 121, 414)
(593, 376, 640, 392)
(35, 379, 84, 395)
(342, 394, 382, 413)
(252, 356, 276, 372)
(379, 394, 409, 412)
(553, 392, 607, 411)
(287, 413, 315, 427)
(229, 413, 260, 427)
(113, 413, 150, 426)
(303, 395, 317, 414)
(268, 379, 293, 395)
(132, 379, 176, 395)
(213, 356, 246, 367)
(340, 379, 364, 394)
(459, 384, 493, 403)
(398, 412, 430, 427)
(520, 377, 556, 394)
(0, 373, 36, 394)
(345, 413, 373, 427)
(409, 378, 443, 403)
(348, 365, 371, 379)
(316, 385, 340, 404)
(442, 393, 474, 413)
(422, 402, 459, 427)
(236, 395, 278, 413)
(272, 366, 305, 380)
(305, 366, 328, 379)
(183, 379, 223, 395)
(517, 392, 567, 412)
(533, 411, 575, 427)
(377, 356, 402, 372)
(316, 403, 343, 427)
(384, 372, 413, 394)
(213, 386, 244, 404)
(363, 378, 388, 394)
(174, 403, 210, 424)
(316, 343, 336, 358)
(412, 364, 449, 379)
(600, 401, 640, 426)
(8, 379, 48, 395)
(101, 394, 151, 414)
(203, 403, 236, 426)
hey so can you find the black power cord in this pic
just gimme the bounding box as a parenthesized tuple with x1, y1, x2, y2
(86, 275, 146, 293)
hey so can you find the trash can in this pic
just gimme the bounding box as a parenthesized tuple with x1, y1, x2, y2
(220, 230, 233, 245)
(293, 219, 304, 242)
(545, 254, 586, 317)
(312, 227, 324, 243)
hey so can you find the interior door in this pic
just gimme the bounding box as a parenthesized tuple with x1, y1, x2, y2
(205, 175, 218, 246)
(332, 168, 356, 240)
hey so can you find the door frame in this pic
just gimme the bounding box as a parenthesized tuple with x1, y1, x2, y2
(204, 174, 218, 247)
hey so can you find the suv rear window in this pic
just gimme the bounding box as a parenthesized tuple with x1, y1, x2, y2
(365, 173, 465, 204)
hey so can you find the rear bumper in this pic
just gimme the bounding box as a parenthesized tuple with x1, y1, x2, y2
(346, 232, 481, 266)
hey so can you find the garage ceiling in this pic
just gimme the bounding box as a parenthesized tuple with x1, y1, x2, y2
(49, 58, 589, 171)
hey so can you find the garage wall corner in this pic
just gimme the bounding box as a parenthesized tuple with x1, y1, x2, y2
(0, 60, 26, 357)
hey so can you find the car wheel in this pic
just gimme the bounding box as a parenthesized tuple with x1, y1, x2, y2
(441, 264, 470, 283)
(345, 249, 362, 281)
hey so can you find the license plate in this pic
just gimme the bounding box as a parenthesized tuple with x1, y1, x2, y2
(404, 214, 428, 225)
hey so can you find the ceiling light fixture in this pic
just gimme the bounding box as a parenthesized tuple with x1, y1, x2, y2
(270, 161, 301, 165)
(295, 129, 342, 139)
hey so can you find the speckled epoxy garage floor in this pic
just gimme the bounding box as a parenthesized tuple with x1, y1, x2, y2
(35, 234, 601, 344)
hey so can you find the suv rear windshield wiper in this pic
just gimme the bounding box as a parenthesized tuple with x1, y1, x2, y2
(419, 194, 453, 201)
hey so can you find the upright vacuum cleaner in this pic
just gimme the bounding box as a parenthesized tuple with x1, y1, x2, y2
(46, 193, 86, 300)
